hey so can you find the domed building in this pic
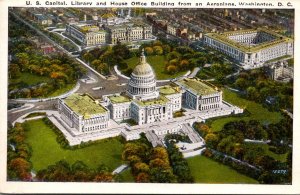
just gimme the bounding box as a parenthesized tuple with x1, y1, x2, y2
(56, 49, 241, 145)
(127, 50, 159, 101)
(102, 50, 225, 126)
(104, 50, 183, 125)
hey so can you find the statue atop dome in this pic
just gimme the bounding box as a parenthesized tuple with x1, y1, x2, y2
(132, 48, 154, 76)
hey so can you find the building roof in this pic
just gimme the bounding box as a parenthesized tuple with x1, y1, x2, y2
(176, 78, 219, 96)
(108, 94, 131, 104)
(101, 13, 117, 19)
(205, 28, 293, 53)
(132, 50, 154, 76)
(134, 95, 169, 106)
(64, 93, 107, 118)
(159, 85, 181, 95)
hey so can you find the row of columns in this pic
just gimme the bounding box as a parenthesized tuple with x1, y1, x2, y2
(83, 123, 108, 132)
(84, 116, 107, 125)
(147, 107, 166, 115)
(130, 86, 155, 94)
(200, 103, 219, 111)
(201, 96, 220, 104)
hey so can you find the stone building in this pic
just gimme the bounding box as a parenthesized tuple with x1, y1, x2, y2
(58, 93, 110, 133)
(269, 61, 293, 82)
(106, 22, 152, 44)
(104, 51, 178, 125)
(204, 28, 294, 68)
(103, 51, 223, 125)
(66, 23, 108, 46)
(56, 51, 243, 145)
(167, 23, 179, 36)
(66, 20, 153, 46)
(176, 78, 222, 111)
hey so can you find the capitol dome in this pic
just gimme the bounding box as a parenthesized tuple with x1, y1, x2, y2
(127, 50, 158, 100)
(132, 53, 154, 76)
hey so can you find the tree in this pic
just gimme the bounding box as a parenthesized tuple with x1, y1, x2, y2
(169, 58, 178, 66)
(232, 143, 244, 159)
(149, 158, 169, 169)
(235, 78, 248, 90)
(8, 63, 21, 79)
(122, 143, 148, 161)
(149, 167, 176, 183)
(166, 51, 181, 61)
(91, 59, 102, 69)
(166, 64, 178, 74)
(93, 172, 113, 182)
(255, 155, 276, 170)
(153, 46, 163, 55)
(15, 53, 30, 71)
(152, 40, 162, 46)
(133, 162, 149, 174)
(83, 52, 94, 64)
(71, 161, 89, 172)
(112, 42, 130, 59)
(246, 86, 259, 100)
(92, 60, 109, 75)
(136, 172, 150, 183)
(195, 123, 211, 136)
(217, 136, 235, 154)
(175, 46, 193, 55)
(260, 87, 271, 101)
(179, 60, 189, 70)
(162, 45, 171, 54)
(144, 47, 153, 55)
(8, 157, 31, 181)
(151, 147, 169, 161)
(204, 133, 218, 148)
(127, 155, 142, 166)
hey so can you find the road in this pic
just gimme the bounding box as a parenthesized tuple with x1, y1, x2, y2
(188, 67, 201, 78)
(9, 11, 76, 58)
(8, 11, 177, 126)
(51, 31, 82, 51)
(8, 100, 57, 124)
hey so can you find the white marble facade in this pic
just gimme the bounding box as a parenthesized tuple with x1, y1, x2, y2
(204, 29, 294, 68)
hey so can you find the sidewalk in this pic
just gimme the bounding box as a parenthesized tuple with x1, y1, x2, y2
(12, 82, 80, 103)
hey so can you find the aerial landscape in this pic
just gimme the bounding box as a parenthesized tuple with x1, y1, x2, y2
(7, 7, 293, 184)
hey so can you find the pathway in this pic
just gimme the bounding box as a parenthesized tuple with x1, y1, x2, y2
(188, 67, 200, 78)
(76, 58, 106, 80)
(282, 109, 293, 119)
(112, 164, 129, 175)
(8, 104, 35, 113)
(11, 82, 80, 103)
(51, 31, 82, 51)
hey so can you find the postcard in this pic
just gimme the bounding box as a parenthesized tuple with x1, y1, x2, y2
(1, 0, 299, 193)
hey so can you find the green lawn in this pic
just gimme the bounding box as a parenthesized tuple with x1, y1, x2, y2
(210, 89, 282, 132)
(187, 155, 258, 184)
(123, 55, 186, 80)
(24, 119, 124, 171)
(9, 72, 77, 98)
(244, 142, 288, 162)
(118, 168, 135, 182)
(10, 72, 51, 86)
(47, 83, 76, 97)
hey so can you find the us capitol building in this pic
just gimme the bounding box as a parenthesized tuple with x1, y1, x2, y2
(57, 51, 242, 146)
